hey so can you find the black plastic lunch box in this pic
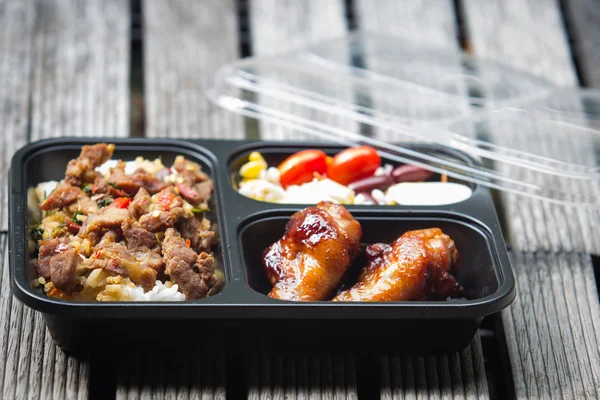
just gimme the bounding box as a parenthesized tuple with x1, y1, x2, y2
(9, 137, 515, 355)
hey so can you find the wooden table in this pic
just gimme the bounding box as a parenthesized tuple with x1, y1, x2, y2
(1, 0, 599, 398)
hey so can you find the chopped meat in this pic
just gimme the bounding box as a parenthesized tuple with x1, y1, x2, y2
(162, 228, 216, 299)
(176, 217, 214, 253)
(122, 218, 158, 250)
(177, 180, 213, 205)
(162, 229, 197, 264)
(40, 184, 82, 211)
(31, 143, 219, 302)
(133, 249, 164, 272)
(92, 177, 109, 194)
(50, 247, 80, 292)
(128, 188, 151, 220)
(89, 257, 129, 277)
(169, 192, 183, 209)
(194, 181, 213, 204)
(78, 206, 129, 242)
(65, 143, 115, 186)
(94, 242, 157, 291)
(196, 252, 218, 288)
(109, 171, 169, 195)
(92, 177, 129, 198)
(98, 230, 119, 246)
(131, 188, 185, 240)
(36, 238, 68, 279)
(138, 208, 184, 232)
(173, 157, 210, 186)
(66, 193, 98, 215)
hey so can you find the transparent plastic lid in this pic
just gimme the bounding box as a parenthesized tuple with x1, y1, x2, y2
(208, 32, 600, 208)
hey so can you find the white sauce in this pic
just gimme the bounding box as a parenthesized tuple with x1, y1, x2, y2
(385, 182, 472, 205)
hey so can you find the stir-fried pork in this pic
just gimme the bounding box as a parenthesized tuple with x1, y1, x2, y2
(65, 143, 115, 186)
(162, 228, 217, 300)
(31, 143, 218, 301)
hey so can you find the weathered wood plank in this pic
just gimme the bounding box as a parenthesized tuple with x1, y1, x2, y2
(246, 1, 360, 398)
(247, 347, 358, 400)
(0, 1, 130, 399)
(249, 0, 347, 55)
(115, 1, 242, 398)
(29, 0, 130, 142)
(355, 2, 488, 399)
(501, 252, 600, 399)
(0, 0, 35, 232)
(380, 338, 488, 400)
(143, 0, 242, 139)
(355, 0, 458, 48)
(463, 0, 600, 254)
(248, 0, 353, 142)
(115, 351, 226, 400)
(564, 0, 600, 88)
(463, 0, 600, 398)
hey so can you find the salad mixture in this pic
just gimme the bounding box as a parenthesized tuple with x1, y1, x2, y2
(237, 146, 472, 205)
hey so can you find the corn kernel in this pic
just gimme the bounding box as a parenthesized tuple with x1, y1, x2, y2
(248, 151, 265, 163)
(240, 160, 267, 179)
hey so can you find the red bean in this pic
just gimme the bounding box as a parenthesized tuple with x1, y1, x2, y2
(348, 175, 394, 193)
(391, 165, 434, 183)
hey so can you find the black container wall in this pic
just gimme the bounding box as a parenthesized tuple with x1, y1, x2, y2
(9, 137, 515, 355)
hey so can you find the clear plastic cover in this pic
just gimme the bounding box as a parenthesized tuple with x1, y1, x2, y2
(208, 32, 600, 208)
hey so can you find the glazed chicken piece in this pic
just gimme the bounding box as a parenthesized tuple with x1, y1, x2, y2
(262, 201, 362, 301)
(333, 228, 464, 302)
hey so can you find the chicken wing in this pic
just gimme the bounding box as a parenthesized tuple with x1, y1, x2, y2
(332, 228, 464, 302)
(262, 201, 362, 301)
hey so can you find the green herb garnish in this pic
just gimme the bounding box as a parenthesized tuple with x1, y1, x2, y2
(191, 204, 210, 214)
(82, 183, 92, 194)
(31, 225, 44, 242)
(71, 210, 84, 225)
(51, 222, 66, 238)
(108, 181, 118, 189)
(98, 198, 113, 208)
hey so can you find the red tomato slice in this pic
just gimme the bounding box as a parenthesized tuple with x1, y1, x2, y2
(327, 146, 381, 186)
(277, 150, 328, 188)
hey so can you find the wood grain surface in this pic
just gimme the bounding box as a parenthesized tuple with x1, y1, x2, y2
(463, 0, 600, 398)
(0, 1, 130, 399)
(2, 0, 600, 398)
(355, 1, 488, 398)
(246, 1, 359, 398)
(143, 0, 242, 139)
(0, 0, 35, 232)
(564, 0, 600, 88)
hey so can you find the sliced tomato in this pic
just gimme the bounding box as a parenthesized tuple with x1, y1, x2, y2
(277, 150, 328, 188)
(327, 146, 381, 185)
(113, 197, 132, 209)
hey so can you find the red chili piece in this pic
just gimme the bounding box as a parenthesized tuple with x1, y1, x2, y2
(113, 197, 132, 209)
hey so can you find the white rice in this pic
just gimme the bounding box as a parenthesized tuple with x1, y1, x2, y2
(35, 180, 59, 202)
(96, 279, 186, 301)
(123, 281, 186, 302)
